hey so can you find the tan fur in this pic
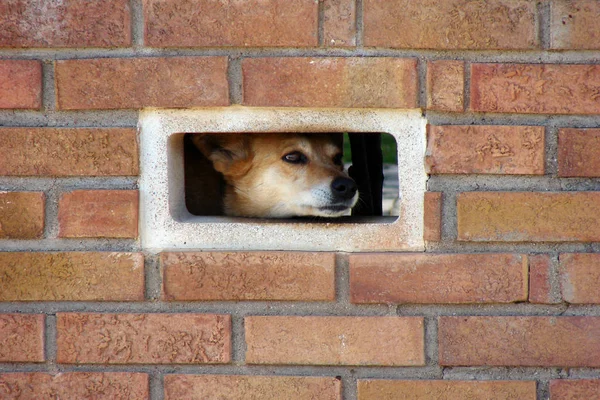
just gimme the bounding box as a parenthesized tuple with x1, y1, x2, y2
(191, 133, 359, 218)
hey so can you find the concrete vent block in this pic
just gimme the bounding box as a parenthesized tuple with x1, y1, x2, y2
(139, 107, 427, 252)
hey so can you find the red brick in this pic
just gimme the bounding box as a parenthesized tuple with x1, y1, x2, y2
(358, 380, 537, 400)
(144, 0, 317, 47)
(55, 57, 229, 110)
(0, 0, 130, 48)
(59, 190, 138, 238)
(0, 373, 148, 399)
(165, 375, 341, 400)
(529, 254, 559, 304)
(439, 316, 600, 367)
(323, 0, 356, 47)
(457, 192, 600, 242)
(162, 252, 335, 301)
(550, 379, 600, 400)
(424, 192, 442, 241)
(243, 57, 417, 108)
(0, 192, 44, 239)
(0, 252, 144, 301)
(0, 60, 41, 109)
(426, 125, 545, 175)
(364, 0, 538, 50)
(57, 313, 231, 364)
(471, 63, 600, 115)
(0, 314, 44, 363)
(0, 128, 138, 176)
(427, 61, 464, 112)
(560, 253, 600, 304)
(245, 316, 424, 366)
(551, 0, 600, 50)
(350, 253, 528, 304)
(558, 128, 600, 177)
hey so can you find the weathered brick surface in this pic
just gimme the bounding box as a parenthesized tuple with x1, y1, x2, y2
(0, 0, 130, 48)
(457, 192, 600, 242)
(426, 60, 464, 112)
(57, 313, 231, 364)
(165, 375, 341, 400)
(0, 314, 44, 363)
(0, 373, 149, 399)
(471, 63, 600, 115)
(0, 128, 138, 176)
(0, 60, 41, 109)
(162, 252, 335, 301)
(560, 253, 600, 304)
(55, 57, 229, 110)
(558, 128, 600, 177)
(439, 316, 600, 367)
(242, 57, 417, 108)
(245, 316, 424, 366)
(0, 252, 144, 301)
(363, 0, 538, 50)
(144, 0, 317, 47)
(426, 125, 545, 175)
(529, 254, 559, 304)
(551, 0, 600, 50)
(58, 190, 139, 238)
(323, 0, 356, 47)
(0, 192, 44, 239)
(550, 379, 600, 400)
(358, 380, 537, 400)
(350, 253, 528, 304)
(424, 192, 442, 241)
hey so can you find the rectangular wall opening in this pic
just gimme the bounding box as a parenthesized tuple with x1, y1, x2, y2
(183, 132, 399, 222)
(139, 107, 426, 252)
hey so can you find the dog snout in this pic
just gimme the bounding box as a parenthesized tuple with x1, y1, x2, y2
(331, 177, 358, 201)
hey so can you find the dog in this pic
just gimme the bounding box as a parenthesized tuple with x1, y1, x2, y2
(191, 133, 358, 218)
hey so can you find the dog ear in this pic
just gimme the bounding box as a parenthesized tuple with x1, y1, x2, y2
(190, 134, 249, 175)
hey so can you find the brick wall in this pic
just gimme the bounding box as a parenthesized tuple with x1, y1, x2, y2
(1, 1, 599, 399)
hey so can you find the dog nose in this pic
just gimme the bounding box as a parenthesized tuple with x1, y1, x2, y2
(331, 177, 358, 200)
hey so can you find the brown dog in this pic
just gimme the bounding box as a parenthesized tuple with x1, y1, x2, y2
(191, 133, 358, 218)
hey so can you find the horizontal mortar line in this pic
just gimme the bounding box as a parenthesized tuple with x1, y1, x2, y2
(0, 177, 138, 189)
(2, 47, 600, 63)
(424, 243, 600, 255)
(1, 364, 598, 380)
(424, 112, 600, 128)
(427, 176, 600, 191)
(0, 240, 141, 252)
(0, 111, 139, 128)
(1, 303, 596, 316)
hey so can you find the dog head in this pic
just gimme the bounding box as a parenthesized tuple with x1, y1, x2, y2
(191, 133, 359, 218)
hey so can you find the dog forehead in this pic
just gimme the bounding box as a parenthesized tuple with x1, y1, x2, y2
(283, 134, 341, 153)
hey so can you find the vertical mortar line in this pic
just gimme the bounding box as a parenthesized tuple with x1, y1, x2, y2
(342, 372, 358, 400)
(441, 190, 458, 243)
(549, 253, 563, 304)
(228, 55, 243, 105)
(231, 314, 246, 364)
(44, 185, 61, 239)
(424, 316, 439, 368)
(463, 61, 472, 113)
(537, 380, 550, 400)
(144, 253, 162, 301)
(45, 314, 57, 372)
(149, 371, 165, 400)
(545, 125, 559, 178)
(335, 253, 351, 304)
(417, 57, 428, 110)
(130, 0, 145, 48)
(317, 0, 325, 47)
(355, 0, 364, 48)
(42, 60, 56, 112)
(537, 0, 552, 50)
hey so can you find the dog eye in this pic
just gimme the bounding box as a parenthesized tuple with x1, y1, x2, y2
(333, 153, 343, 166)
(282, 151, 308, 164)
